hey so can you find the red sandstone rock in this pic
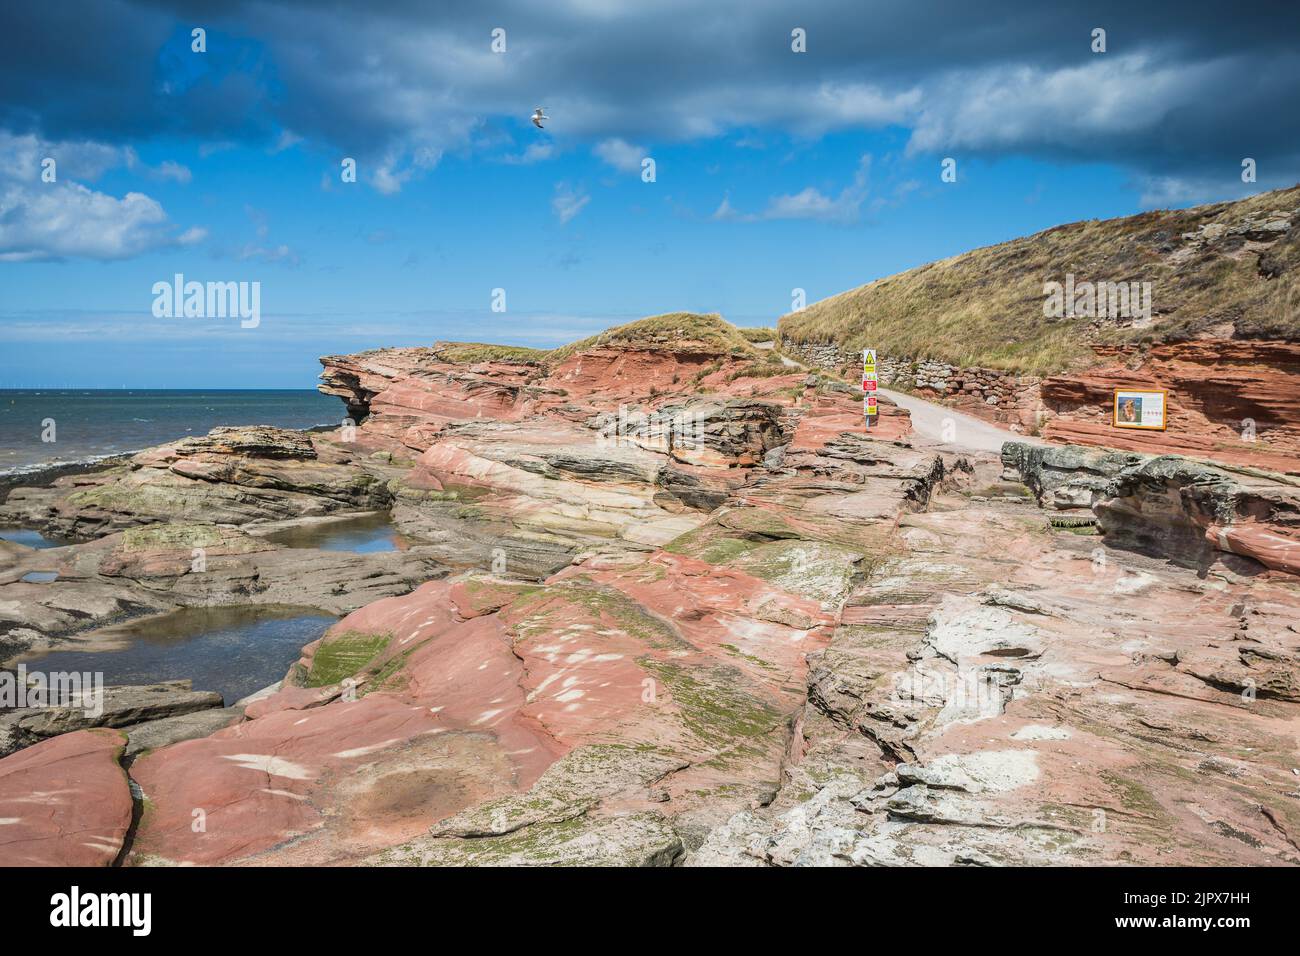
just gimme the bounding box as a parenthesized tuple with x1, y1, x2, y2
(789, 390, 909, 450)
(127, 580, 561, 864)
(0, 728, 132, 866)
(10, 320, 1296, 869)
(1042, 340, 1300, 473)
(807, 338, 1299, 474)
(549, 347, 718, 399)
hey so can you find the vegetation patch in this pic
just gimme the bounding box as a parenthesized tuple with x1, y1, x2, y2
(360, 645, 422, 696)
(306, 630, 393, 687)
(664, 528, 758, 565)
(546, 312, 762, 364)
(726, 360, 792, 381)
(726, 539, 863, 604)
(431, 342, 548, 364)
(1098, 769, 1170, 824)
(382, 811, 681, 867)
(639, 658, 784, 748)
(68, 479, 204, 516)
(720, 644, 776, 670)
(458, 578, 542, 612)
(507, 577, 688, 651)
(120, 523, 260, 553)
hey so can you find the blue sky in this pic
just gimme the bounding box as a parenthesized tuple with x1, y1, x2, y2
(2, 2, 1297, 387)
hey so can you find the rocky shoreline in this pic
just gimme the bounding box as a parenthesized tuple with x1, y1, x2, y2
(0, 453, 134, 511)
(1, 314, 1297, 867)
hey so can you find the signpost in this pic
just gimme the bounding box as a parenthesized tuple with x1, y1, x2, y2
(863, 348, 878, 430)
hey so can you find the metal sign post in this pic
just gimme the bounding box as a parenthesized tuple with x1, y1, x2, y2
(863, 348, 878, 430)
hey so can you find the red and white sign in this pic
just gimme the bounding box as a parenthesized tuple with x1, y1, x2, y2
(863, 349, 878, 421)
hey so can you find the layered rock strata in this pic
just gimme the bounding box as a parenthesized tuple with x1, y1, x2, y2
(3, 317, 1296, 868)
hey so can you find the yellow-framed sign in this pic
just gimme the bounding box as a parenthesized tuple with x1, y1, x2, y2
(1113, 388, 1168, 431)
(863, 349, 878, 418)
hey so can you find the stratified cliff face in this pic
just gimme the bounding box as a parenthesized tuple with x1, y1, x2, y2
(1038, 340, 1300, 472)
(317, 346, 539, 445)
(3, 315, 1299, 868)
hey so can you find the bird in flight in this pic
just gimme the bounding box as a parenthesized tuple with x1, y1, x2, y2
(531, 107, 549, 129)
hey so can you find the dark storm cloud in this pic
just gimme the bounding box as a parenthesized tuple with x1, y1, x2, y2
(2, 0, 1299, 191)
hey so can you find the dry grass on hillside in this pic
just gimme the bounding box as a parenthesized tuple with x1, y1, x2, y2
(430, 342, 549, 364)
(428, 313, 764, 369)
(545, 312, 763, 364)
(779, 185, 1300, 374)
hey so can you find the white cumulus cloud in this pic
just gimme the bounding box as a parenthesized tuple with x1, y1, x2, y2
(0, 130, 202, 261)
(714, 154, 873, 224)
(593, 137, 645, 173)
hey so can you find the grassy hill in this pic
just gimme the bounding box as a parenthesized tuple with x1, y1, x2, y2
(430, 342, 550, 364)
(546, 312, 763, 363)
(435, 313, 766, 367)
(778, 185, 1300, 375)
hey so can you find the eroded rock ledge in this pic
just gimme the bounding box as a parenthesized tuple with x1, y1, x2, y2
(1002, 441, 1300, 575)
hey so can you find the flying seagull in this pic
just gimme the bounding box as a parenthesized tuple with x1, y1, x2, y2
(531, 107, 549, 129)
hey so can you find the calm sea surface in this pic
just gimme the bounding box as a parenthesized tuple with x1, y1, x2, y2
(0, 389, 343, 474)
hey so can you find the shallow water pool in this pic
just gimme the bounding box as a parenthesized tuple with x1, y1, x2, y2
(21, 605, 336, 705)
(0, 528, 68, 549)
(263, 512, 414, 554)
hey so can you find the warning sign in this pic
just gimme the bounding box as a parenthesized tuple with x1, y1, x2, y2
(863, 349, 879, 420)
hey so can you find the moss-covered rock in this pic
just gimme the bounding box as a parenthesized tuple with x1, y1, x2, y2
(726, 539, 863, 604)
(639, 658, 784, 748)
(306, 630, 393, 687)
(380, 811, 683, 867)
(119, 523, 263, 554)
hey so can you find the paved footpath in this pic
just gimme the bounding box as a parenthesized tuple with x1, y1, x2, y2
(763, 343, 1045, 456)
(878, 386, 1047, 456)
